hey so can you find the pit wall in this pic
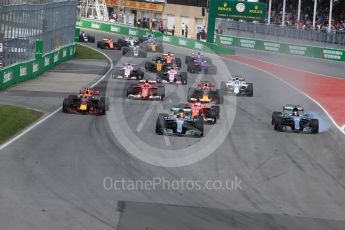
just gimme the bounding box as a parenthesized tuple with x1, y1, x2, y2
(77, 18, 235, 55)
(0, 41, 75, 90)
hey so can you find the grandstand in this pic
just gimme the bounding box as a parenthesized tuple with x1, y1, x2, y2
(217, 0, 345, 48)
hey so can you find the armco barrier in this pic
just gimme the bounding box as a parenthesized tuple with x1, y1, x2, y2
(0, 42, 75, 90)
(215, 35, 345, 62)
(77, 18, 235, 55)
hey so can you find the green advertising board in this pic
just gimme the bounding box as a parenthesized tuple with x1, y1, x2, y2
(215, 34, 345, 62)
(0, 42, 75, 90)
(76, 18, 235, 55)
(207, 0, 267, 43)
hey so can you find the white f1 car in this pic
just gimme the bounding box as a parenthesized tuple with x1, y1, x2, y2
(112, 63, 144, 80)
(221, 76, 253, 96)
(122, 45, 147, 58)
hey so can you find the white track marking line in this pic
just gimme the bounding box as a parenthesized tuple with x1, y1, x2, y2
(136, 102, 159, 133)
(0, 108, 61, 151)
(156, 103, 171, 146)
(0, 43, 114, 151)
(236, 55, 345, 81)
(227, 58, 345, 135)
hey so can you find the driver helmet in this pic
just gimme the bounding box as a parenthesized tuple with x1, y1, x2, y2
(177, 109, 185, 119)
(292, 108, 299, 116)
(195, 98, 201, 107)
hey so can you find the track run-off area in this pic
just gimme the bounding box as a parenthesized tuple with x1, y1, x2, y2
(0, 29, 345, 230)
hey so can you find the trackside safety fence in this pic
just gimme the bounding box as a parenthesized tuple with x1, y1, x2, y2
(0, 41, 75, 90)
(215, 34, 345, 62)
(76, 18, 235, 56)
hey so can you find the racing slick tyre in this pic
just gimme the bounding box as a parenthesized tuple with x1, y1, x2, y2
(79, 35, 85, 42)
(274, 117, 283, 131)
(207, 110, 218, 124)
(68, 95, 78, 101)
(118, 39, 127, 47)
(310, 119, 319, 134)
(194, 116, 204, 137)
(211, 105, 220, 119)
(246, 83, 254, 97)
(126, 86, 136, 98)
(181, 72, 187, 85)
(156, 113, 168, 134)
(112, 67, 121, 79)
(122, 47, 129, 56)
(187, 64, 197, 73)
(185, 56, 192, 64)
(97, 41, 105, 49)
(220, 81, 229, 95)
(97, 98, 106, 115)
(136, 70, 144, 80)
(157, 86, 165, 100)
(156, 73, 163, 83)
(215, 89, 224, 104)
(62, 98, 71, 113)
(187, 87, 194, 102)
(271, 112, 282, 125)
(89, 36, 95, 43)
(145, 62, 154, 71)
(175, 58, 182, 68)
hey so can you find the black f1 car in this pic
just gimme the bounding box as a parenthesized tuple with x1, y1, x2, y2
(112, 63, 144, 80)
(272, 104, 319, 134)
(62, 88, 106, 115)
(156, 110, 204, 137)
(187, 81, 223, 104)
(79, 32, 95, 43)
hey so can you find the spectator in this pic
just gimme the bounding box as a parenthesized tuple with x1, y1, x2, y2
(181, 22, 185, 36)
(171, 25, 175, 36)
(196, 26, 201, 40)
(185, 25, 188, 38)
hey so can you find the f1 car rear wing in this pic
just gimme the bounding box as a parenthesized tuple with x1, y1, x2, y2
(197, 81, 216, 88)
(80, 88, 100, 96)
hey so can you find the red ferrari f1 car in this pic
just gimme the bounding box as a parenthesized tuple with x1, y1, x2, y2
(126, 80, 165, 101)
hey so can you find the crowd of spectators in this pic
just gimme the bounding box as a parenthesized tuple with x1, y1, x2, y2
(269, 0, 345, 33)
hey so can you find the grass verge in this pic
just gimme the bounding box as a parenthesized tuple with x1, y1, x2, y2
(0, 104, 43, 144)
(74, 43, 106, 60)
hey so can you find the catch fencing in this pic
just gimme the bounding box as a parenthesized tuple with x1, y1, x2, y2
(217, 20, 345, 49)
(0, 0, 77, 68)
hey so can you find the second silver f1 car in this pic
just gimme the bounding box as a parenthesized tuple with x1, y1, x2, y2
(272, 104, 319, 134)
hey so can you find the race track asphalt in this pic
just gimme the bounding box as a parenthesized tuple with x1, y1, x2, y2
(0, 30, 344, 230)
